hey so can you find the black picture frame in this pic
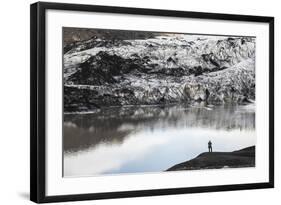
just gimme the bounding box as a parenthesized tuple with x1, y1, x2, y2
(30, 1, 274, 203)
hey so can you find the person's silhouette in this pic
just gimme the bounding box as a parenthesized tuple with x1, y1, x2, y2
(208, 141, 212, 152)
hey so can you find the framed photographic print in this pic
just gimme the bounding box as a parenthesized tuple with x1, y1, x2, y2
(30, 1, 274, 203)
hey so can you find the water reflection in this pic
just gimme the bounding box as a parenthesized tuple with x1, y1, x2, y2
(64, 104, 255, 177)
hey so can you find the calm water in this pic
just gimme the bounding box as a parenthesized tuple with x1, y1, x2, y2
(63, 104, 255, 177)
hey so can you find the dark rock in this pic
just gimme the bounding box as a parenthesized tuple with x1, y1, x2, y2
(167, 57, 176, 63)
(64, 86, 100, 112)
(67, 51, 144, 85)
(167, 146, 255, 171)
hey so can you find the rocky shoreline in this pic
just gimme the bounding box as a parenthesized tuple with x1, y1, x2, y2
(166, 146, 255, 171)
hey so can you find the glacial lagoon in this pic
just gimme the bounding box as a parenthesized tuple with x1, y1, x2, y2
(63, 104, 255, 177)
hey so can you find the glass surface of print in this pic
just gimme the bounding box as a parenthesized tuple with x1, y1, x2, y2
(63, 28, 256, 177)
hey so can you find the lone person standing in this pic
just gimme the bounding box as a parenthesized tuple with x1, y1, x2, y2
(208, 140, 212, 152)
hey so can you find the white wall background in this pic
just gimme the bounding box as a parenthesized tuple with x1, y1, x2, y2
(0, 0, 279, 204)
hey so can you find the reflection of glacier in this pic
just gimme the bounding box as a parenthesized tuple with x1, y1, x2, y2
(64, 104, 255, 153)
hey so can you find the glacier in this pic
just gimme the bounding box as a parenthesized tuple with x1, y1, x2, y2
(63, 33, 255, 112)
